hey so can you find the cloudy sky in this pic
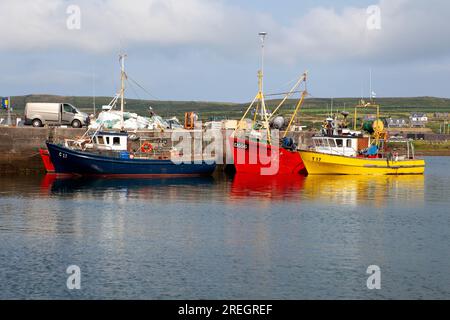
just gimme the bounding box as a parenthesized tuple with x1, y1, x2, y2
(0, 0, 449, 102)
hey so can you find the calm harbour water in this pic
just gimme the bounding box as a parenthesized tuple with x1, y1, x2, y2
(0, 157, 449, 300)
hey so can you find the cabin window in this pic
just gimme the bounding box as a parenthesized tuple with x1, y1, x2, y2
(346, 139, 352, 148)
(328, 139, 336, 147)
(336, 139, 343, 147)
(317, 139, 325, 147)
(105, 137, 110, 144)
(113, 137, 121, 146)
(97, 136, 104, 144)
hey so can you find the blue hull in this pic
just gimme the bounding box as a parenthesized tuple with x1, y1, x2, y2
(46, 143, 216, 176)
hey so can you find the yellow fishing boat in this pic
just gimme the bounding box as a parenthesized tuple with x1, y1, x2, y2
(299, 150, 425, 175)
(299, 100, 426, 175)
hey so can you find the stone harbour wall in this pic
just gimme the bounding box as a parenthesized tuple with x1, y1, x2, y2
(0, 127, 314, 173)
(0, 127, 85, 173)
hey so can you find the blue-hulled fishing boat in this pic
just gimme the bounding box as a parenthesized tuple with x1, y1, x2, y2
(45, 54, 216, 177)
(46, 139, 216, 177)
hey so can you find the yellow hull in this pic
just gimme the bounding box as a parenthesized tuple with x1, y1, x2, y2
(299, 151, 425, 175)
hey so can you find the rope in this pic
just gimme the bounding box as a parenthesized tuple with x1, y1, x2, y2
(126, 78, 142, 101)
(127, 76, 160, 100)
(265, 90, 304, 97)
(268, 75, 303, 94)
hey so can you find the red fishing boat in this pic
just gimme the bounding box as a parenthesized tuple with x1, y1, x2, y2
(39, 148, 55, 173)
(231, 137, 305, 175)
(230, 32, 307, 176)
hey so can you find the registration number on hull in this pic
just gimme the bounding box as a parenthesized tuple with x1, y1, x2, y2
(234, 142, 248, 150)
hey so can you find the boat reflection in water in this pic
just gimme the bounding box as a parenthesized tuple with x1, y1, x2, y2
(301, 174, 425, 207)
(230, 173, 425, 206)
(41, 174, 215, 201)
(41, 173, 425, 206)
(230, 173, 306, 201)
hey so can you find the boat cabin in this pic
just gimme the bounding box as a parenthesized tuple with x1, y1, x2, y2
(312, 136, 361, 157)
(91, 132, 128, 151)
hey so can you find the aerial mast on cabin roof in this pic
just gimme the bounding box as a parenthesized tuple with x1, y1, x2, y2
(259, 32, 267, 93)
(258, 32, 269, 131)
(235, 32, 272, 142)
(234, 32, 308, 144)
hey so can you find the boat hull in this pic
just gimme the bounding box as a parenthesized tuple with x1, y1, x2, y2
(40, 149, 55, 173)
(47, 143, 216, 177)
(230, 137, 305, 175)
(299, 150, 425, 175)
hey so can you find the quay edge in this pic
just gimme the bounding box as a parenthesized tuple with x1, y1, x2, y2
(0, 127, 313, 174)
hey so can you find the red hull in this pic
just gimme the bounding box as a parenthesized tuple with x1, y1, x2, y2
(39, 149, 55, 173)
(230, 137, 305, 175)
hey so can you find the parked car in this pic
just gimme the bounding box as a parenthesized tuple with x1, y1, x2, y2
(24, 103, 89, 128)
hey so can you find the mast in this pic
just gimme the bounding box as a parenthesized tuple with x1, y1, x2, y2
(92, 68, 96, 115)
(234, 32, 276, 143)
(258, 32, 271, 142)
(259, 31, 266, 104)
(369, 68, 376, 102)
(233, 33, 309, 143)
(119, 54, 127, 131)
(257, 32, 267, 119)
(331, 98, 333, 117)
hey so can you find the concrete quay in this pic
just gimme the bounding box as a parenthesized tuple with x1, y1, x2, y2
(0, 127, 313, 173)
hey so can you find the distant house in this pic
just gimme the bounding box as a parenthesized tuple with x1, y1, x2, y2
(387, 117, 409, 128)
(363, 115, 377, 121)
(410, 113, 428, 127)
(434, 112, 449, 119)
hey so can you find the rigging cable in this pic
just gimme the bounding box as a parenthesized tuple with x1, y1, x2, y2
(127, 76, 160, 101)
(126, 78, 143, 101)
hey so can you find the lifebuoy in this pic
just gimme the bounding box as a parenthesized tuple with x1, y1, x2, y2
(141, 142, 153, 153)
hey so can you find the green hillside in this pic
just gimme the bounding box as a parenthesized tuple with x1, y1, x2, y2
(4, 94, 239, 119)
(3, 94, 450, 122)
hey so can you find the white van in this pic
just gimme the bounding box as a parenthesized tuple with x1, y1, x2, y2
(24, 103, 89, 128)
